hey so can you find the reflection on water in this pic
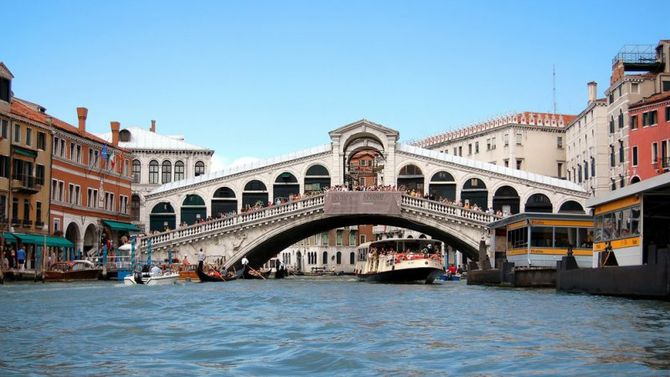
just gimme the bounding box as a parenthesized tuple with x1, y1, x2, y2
(1, 278, 670, 376)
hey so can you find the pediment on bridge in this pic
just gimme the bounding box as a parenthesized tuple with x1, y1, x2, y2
(329, 119, 400, 141)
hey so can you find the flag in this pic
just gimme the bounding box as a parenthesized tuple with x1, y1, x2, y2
(109, 151, 116, 169)
(101, 144, 109, 161)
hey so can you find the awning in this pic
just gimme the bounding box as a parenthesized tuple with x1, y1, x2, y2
(13, 146, 38, 158)
(12, 233, 74, 248)
(1, 232, 16, 243)
(46, 236, 74, 248)
(103, 220, 140, 233)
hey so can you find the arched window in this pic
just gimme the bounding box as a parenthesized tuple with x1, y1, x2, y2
(174, 161, 185, 181)
(350, 252, 355, 265)
(322, 251, 328, 265)
(162, 160, 172, 184)
(336, 252, 342, 265)
(132, 159, 141, 183)
(195, 161, 205, 177)
(148, 160, 159, 184)
(130, 194, 141, 221)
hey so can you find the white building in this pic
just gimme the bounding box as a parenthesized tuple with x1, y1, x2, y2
(97, 121, 214, 230)
(564, 82, 610, 197)
(413, 112, 576, 180)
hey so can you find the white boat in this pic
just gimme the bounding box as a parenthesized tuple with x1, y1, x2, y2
(354, 238, 445, 284)
(123, 270, 179, 285)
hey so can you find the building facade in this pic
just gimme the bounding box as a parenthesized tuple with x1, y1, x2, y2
(0, 63, 54, 270)
(628, 92, 670, 181)
(14, 101, 135, 257)
(97, 123, 214, 230)
(413, 112, 576, 179)
(564, 82, 610, 197)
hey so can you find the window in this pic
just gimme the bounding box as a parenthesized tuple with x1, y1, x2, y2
(120, 196, 128, 214)
(475, 141, 479, 154)
(14, 123, 20, 143)
(69, 184, 76, 204)
(618, 110, 624, 129)
(468, 144, 472, 155)
(610, 145, 615, 167)
(643, 110, 658, 126)
(37, 132, 46, 150)
(1, 119, 7, 138)
(0, 195, 5, 221)
(321, 232, 329, 245)
(584, 160, 589, 180)
(609, 116, 614, 133)
(69, 143, 75, 160)
(0, 78, 10, 102)
(360, 234, 366, 244)
(322, 251, 328, 265)
(632, 146, 638, 166)
(591, 157, 596, 177)
(149, 160, 159, 184)
(336, 230, 343, 246)
(350, 252, 355, 265)
(652, 142, 658, 164)
(486, 138, 491, 150)
(336, 252, 342, 265)
(35, 202, 42, 226)
(195, 161, 205, 176)
(132, 160, 141, 183)
(23, 199, 30, 222)
(75, 145, 81, 162)
(504, 133, 509, 147)
(663, 81, 670, 92)
(0, 155, 8, 178)
(25, 128, 31, 146)
(619, 140, 624, 163)
(349, 231, 356, 246)
(578, 164, 582, 183)
(557, 163, 563, 179)
(174, 161, 185, 181)
(630, 115, 638, 130)
(504, 159, 509, 168)
(161, 160, 172, 184)
(557, 136, 563, 149)
(666, 107, 670, 123)
(11, 198, 18, 223)
(458, 146, 462, 156)
(87, 188, 98, 208)
(35, 164, 44, 185)
(516, 159, 522, 170)
(515, 132, 522, 145)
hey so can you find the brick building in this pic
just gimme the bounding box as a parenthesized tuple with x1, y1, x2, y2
(628, 92, 670, 181)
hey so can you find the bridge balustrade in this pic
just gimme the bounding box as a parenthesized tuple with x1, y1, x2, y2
(140, 193, 499, 251)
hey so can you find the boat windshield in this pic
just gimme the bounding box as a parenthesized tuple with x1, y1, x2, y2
(369, 239, 441, 254)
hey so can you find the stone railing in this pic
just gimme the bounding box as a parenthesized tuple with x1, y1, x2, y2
(140, 192, 500, 251)
(140, 194, 326, 250)
(400, 195, 501, 224)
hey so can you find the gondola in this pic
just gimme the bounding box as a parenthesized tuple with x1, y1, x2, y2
(196, 261, 236, 282)
(240, 264, 271, 280)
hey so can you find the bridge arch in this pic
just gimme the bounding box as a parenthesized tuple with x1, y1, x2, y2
(492, 185, 520, 215)
(181, 194, 207, 225)
(226, 211, 482, 271)
(558, 200, 585, 214)
(273, 171, 300, 203)
(428, 170, 456, 201)
(242, 179, 269, 208)
(303, 164, 330, 193)
(524, 193, 553, 213)
(211, 186, 237, 217)
(461, 176, 488, 209)
(397, 164, 424, 194)
(150, 202, 176, 232)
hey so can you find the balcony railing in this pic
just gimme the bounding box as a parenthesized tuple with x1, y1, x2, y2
(11, 174, 40, 193)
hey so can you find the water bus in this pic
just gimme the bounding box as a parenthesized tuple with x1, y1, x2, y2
(558, 173, 670, 299)
(354, 238, 444, 284)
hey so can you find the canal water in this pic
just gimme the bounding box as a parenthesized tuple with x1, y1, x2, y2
(1, 277, 670, 376)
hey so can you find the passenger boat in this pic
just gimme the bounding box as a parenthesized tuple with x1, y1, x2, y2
(196, 261, 236, 282)
(44, 260, 102, 282)
(123, 267, 179, 285)
(354, 238, 445, 284)
(177, 263, 200, 282)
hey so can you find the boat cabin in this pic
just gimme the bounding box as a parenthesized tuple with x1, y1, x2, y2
(588, 173, 670, 267)
(489, 213, 594, 268)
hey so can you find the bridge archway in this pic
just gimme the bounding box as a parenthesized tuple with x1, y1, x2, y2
(461, 177, 488, 209)
(150, 202, 176, 232)
(273, 172, 300, 203)
(229, 212, 481, 270)
(558, 200, 585, 214)
(212, 187, 237, 217)
(398, 164, 424, 194)
(428, 171, 456, 201)
(242, 180, 268, 208)
(492, 185, 520, 215)
(524, 193, 553, 213)
(181, 194, 207, 225)
(304, 164, 330, 193)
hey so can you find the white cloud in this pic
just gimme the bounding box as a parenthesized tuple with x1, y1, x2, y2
(210, 154, 262, 173)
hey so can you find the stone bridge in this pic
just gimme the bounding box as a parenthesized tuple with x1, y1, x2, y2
(139, 192, 499, 268)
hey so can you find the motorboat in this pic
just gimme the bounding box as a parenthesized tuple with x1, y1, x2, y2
(44, 260, 102, 282)
(355, 238, 445, 284)
(123, 268, 179, 285)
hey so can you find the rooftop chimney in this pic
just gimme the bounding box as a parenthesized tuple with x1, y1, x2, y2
(110, 121, 120, 146)
(150, 120, 156, 133)
(587, 81, 597, 104)
(76, 107, 88, 134)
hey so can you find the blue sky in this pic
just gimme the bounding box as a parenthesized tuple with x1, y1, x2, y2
(3, 0, 669, 169)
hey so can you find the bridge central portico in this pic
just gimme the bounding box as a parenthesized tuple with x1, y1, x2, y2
(141, 119, 588, 267)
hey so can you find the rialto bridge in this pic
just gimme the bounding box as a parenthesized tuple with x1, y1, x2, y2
(139, 120, 588, 267)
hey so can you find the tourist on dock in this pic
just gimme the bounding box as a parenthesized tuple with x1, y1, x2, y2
(17, 245, 26, 271)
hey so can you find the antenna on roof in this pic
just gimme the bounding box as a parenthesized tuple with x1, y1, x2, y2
(552, 65, 557, 114)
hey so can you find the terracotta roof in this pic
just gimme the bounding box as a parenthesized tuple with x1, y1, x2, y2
(10, 98, 128, 153)
(629, 91, 670, 109)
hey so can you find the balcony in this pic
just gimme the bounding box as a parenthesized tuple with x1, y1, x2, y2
(653, 158, 670, 172)
(22, 219, 32, 227)
(11, 175, 41, 194)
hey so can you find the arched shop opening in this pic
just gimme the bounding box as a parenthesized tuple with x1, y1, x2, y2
(525, 193, 553, 213)
(243, 180, 268, 208)
(558, 200, 585, 214)
(397, 164, 424, 194)
(211, 187, 237, 217)
(492, 185, 520, 215)
(181, 194, 207, 225)
(428, 171, 456, 201)
(461, 178, 488, 209)
(304, 165, 330, 193)
(273, 172, 300, 203)
(150, 202, 176, 232)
